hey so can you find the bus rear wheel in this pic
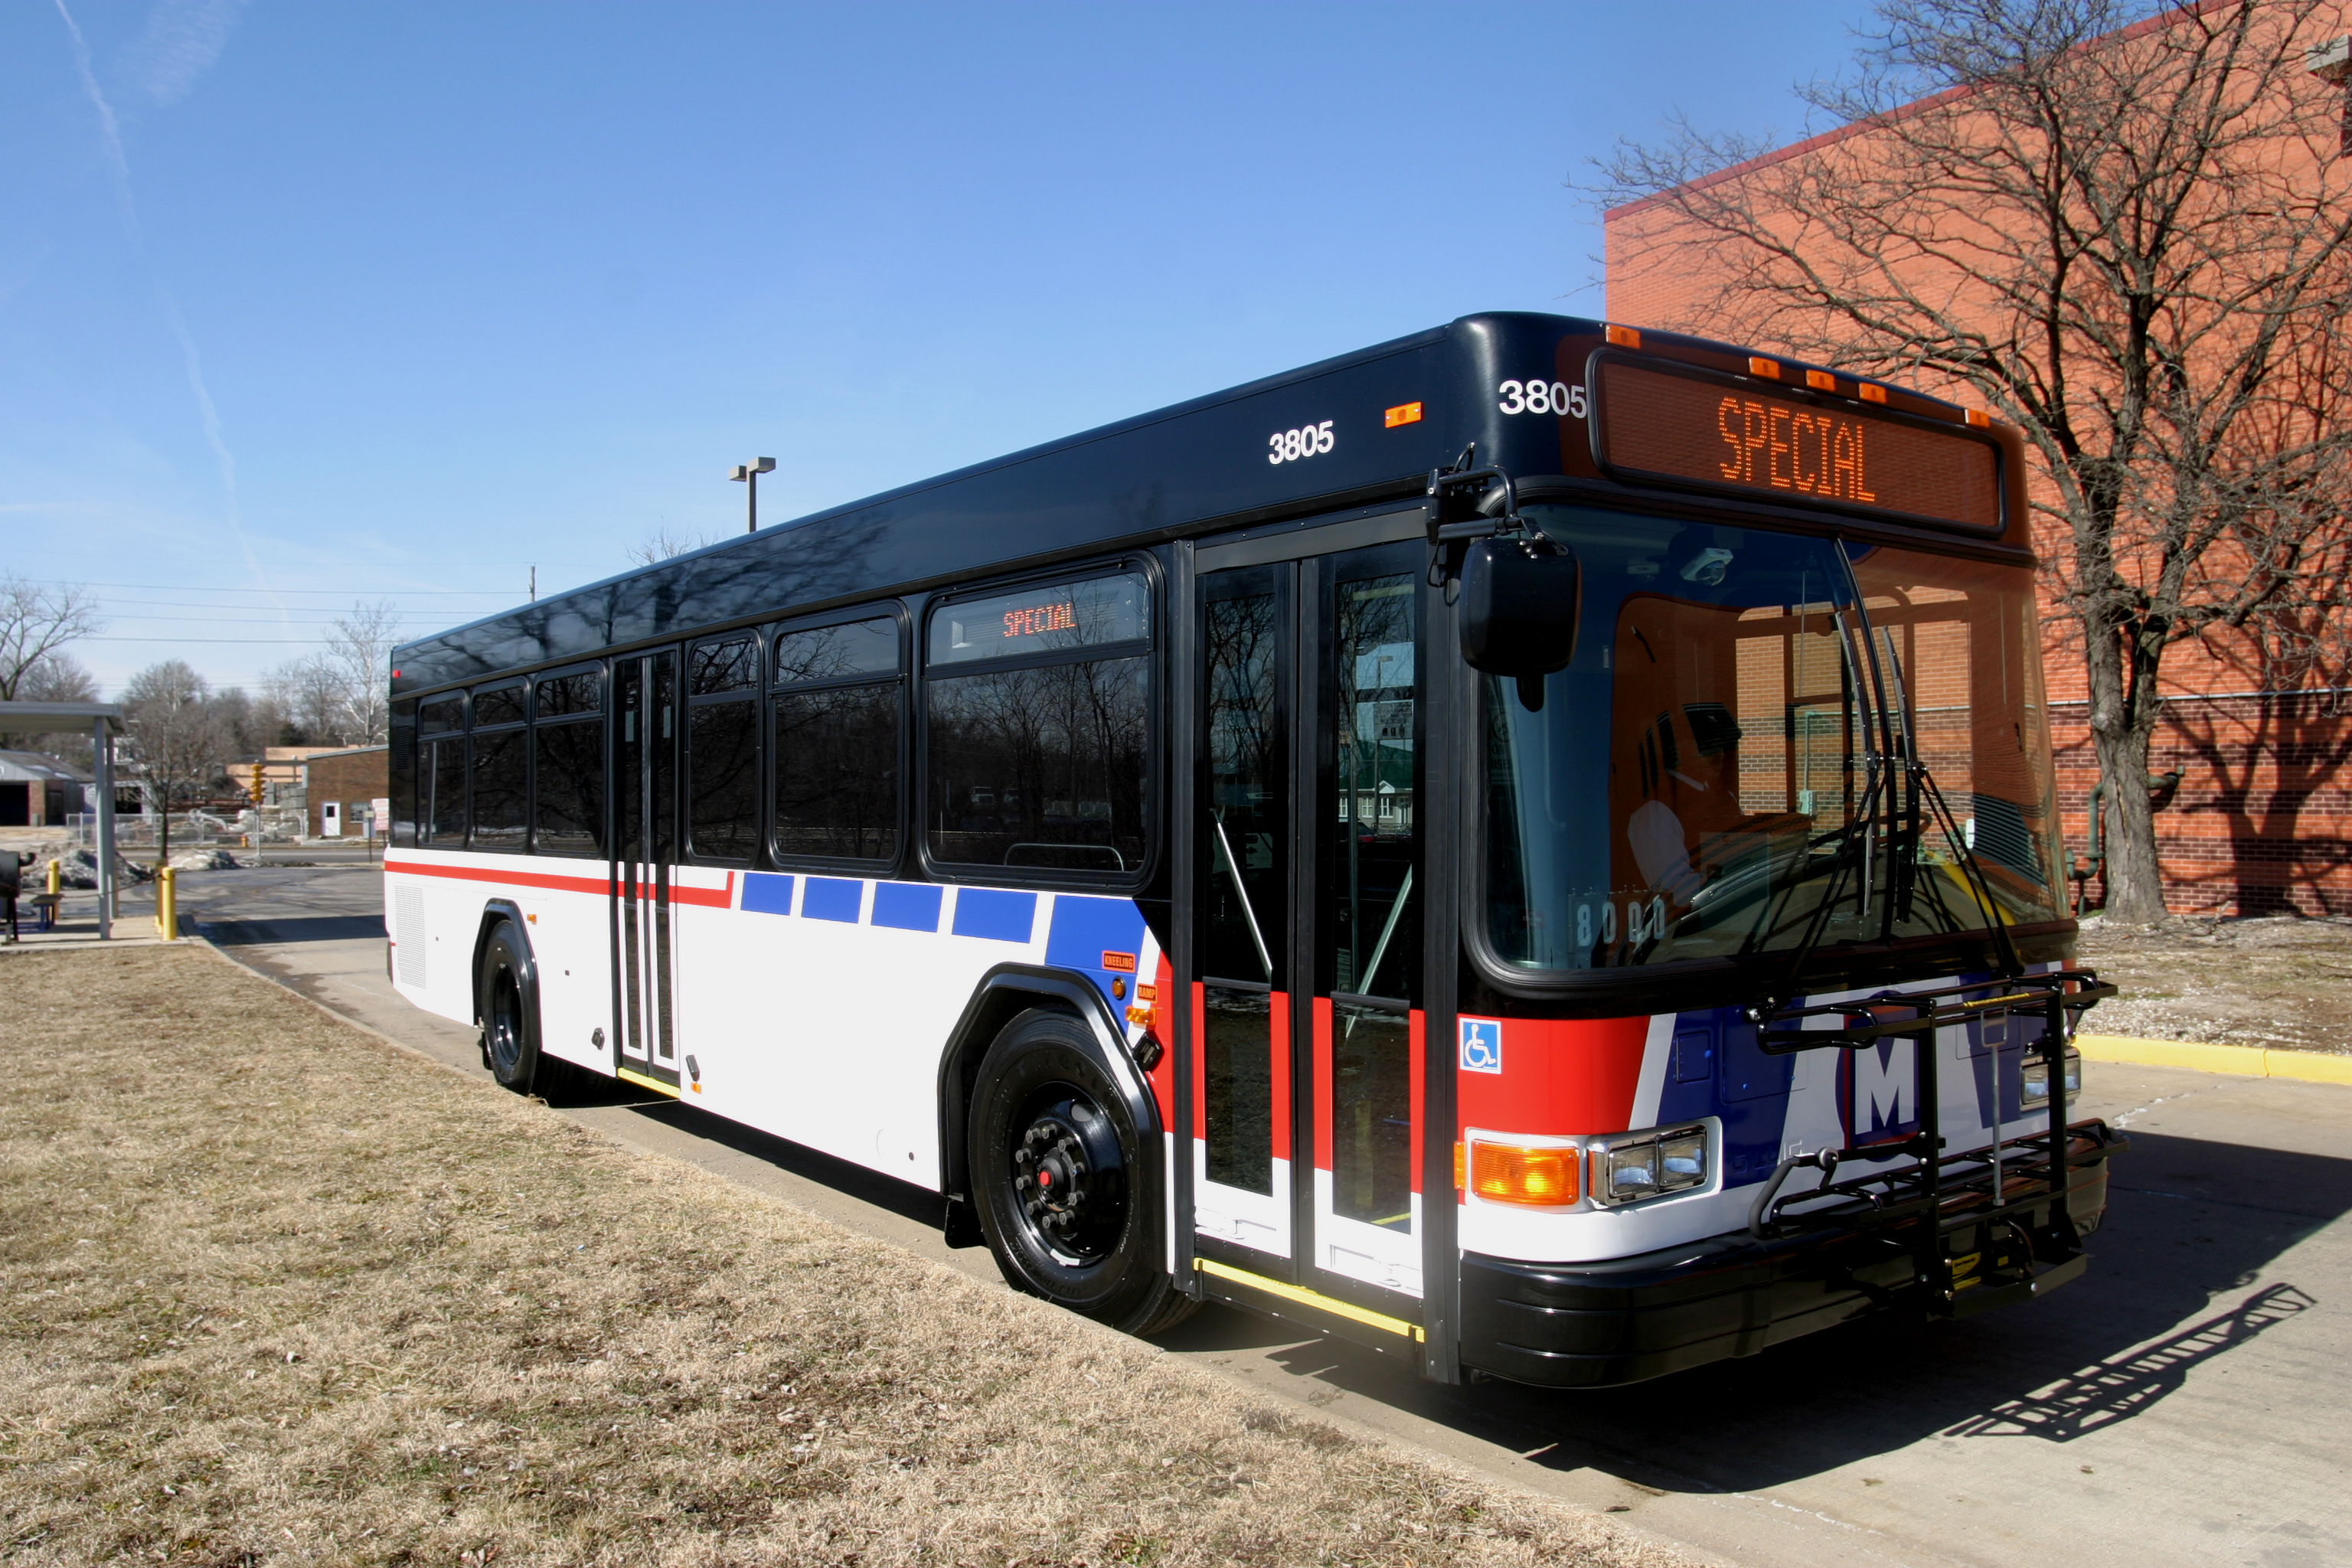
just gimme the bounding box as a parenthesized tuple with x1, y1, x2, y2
(476, 920, 544, 1096)
(969, 1008, 1195, 1337)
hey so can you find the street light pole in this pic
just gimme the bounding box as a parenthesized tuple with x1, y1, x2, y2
(729, 456, 777, 534)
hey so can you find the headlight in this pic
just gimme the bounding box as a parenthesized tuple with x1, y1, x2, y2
(1590, 1125, 1709, 1206)
(2020, 1049, 2083, 1109)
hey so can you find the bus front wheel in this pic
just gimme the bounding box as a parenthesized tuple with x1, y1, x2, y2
(969, 1008, 1195, 1337)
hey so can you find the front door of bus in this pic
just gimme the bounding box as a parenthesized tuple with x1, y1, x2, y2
(1188, 534, 1424, 1312)
(612, 648, 682, 1090)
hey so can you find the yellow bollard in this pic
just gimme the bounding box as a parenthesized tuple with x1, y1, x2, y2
(155, 866, 177, 942)
(46, 858, 60, 897)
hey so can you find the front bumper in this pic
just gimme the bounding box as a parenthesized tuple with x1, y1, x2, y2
(1460, 1119, 2122, 1387)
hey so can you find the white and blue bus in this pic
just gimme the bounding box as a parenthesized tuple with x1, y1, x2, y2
(385, 313, 2123, 1386)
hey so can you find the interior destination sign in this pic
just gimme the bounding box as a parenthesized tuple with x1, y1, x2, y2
(1592, 358, 2001, 531)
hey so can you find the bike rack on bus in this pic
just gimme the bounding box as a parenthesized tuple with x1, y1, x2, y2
(1749, 970, 2127, 1317)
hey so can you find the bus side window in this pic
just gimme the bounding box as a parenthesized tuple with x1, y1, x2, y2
(772, 615, 903, 864)
(419, 694, 467, 848)
(469, 681, 529, 853)
(388, 698, 420, 848)
(923, 570, 1151, 876)
(687, 636, 760, 863)
(531, 668, 605, 858)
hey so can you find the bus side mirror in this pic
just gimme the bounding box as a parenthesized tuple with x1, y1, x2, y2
(1459, 538, 1579, 707)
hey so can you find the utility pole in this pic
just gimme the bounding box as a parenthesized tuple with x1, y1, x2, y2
(730, 456, 776, 533)
(529, 564, 537, 603)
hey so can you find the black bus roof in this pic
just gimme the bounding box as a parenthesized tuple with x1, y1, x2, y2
(390, 312, 2003, 695)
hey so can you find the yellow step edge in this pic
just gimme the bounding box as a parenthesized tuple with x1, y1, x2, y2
(1195, 1256, 1424, 1342)
(615, 1066, 680, 1098)
(2075, 1034, 2352, 1087)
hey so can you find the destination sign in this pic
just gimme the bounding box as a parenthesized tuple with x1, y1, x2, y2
(1592, 358, 2001, 532)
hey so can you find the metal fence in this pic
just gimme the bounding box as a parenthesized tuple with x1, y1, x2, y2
(67, 808, 312, 849)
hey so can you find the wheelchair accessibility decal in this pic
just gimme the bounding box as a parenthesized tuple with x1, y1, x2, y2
(1459, 1018, 1503, 1075)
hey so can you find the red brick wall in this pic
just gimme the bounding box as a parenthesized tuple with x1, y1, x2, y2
(305, 748, 387, 838)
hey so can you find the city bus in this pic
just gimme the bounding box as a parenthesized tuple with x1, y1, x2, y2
(384, 312, 2125, 1387)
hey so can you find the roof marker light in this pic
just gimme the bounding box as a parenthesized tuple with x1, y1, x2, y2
(1967, 408, 1992, 428)
(1606, 324, 1642, 348)
(1858, 384, 1889, 405)
(1748, 356, 1781, 379)
(1806, 369, 1837, 391)
(1384, 401, 1425, 429)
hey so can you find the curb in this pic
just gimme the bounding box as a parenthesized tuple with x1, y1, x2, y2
(2075, 1033, 2352, 1086)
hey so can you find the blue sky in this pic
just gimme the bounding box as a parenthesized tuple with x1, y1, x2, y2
(4, 1, 1868, 694)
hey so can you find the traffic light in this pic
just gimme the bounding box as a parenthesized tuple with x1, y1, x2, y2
(249, 762, 266, 805)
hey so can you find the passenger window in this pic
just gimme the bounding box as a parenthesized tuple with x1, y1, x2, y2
(469, 684, 528, 851)
(531, 667, 603, 858)
(687, 638, 760, 862)
(925, 572, 1150, 874)
(773, 616, 901, 864)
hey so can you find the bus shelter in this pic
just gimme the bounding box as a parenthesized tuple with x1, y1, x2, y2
(0, 701, 123, 939)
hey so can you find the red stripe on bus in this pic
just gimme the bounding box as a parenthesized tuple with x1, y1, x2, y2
(384, 858, 735, 907)
(1269, 991, 1292, 1164)
(1312, 997, 1334, 1174)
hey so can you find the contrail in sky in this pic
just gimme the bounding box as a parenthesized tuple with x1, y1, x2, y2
(51, 0, 289, 646)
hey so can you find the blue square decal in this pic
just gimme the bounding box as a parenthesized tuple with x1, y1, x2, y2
(871, 882, 943, 933)
(952, 887, 1036, 943)
(802, 878, 864, 923)
(741, 872, 795, 916)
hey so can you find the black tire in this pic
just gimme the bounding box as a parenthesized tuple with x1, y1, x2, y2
(969, 1008, 1197, 1337)
(476, 920, 546, 1096)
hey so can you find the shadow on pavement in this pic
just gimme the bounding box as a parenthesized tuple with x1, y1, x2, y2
(1156, 1129, 2347, 1494)
(198, 914, 387, 945)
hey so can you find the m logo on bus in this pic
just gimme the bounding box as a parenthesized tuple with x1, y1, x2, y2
(1459, 1019, 1502, 1076)
(1847, 1040, 1920, 1146)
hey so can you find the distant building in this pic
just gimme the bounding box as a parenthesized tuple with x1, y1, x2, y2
(0, 751, 92, 828)
(302, 746, 387, 839)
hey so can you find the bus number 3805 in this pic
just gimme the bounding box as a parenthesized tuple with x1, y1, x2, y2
(1499, 380, 1589, 418)
(1268, 420, 1334, 463)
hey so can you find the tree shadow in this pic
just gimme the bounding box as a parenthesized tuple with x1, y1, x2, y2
(1163, 1129, 2346, 1494)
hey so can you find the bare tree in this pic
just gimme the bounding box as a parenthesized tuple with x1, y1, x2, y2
(0, 574, 103, 701)
(263, 602, 400, 747)
(629, 526, 720, 566)
(322, 602, 398, 746)
(1594, 0, 2352, 921)
(122, 660, 227, 864)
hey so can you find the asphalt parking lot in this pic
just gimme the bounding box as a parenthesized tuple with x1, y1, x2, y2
(118, 864, 2352, 1568)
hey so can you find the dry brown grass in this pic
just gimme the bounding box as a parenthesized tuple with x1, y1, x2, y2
(0, 946, 1685, 1568)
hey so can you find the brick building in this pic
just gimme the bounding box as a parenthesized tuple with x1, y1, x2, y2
(302, 746, 387, 840)
(1604, 7, 2352, 916)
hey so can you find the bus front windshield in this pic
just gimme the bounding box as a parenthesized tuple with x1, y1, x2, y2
(1485, 505, 2064, 975)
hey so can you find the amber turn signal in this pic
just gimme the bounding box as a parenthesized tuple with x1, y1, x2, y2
(1468, 1139, 1582, 1207)
(1385, 401, 1425, 428)
(1605, 324, 1642, 348)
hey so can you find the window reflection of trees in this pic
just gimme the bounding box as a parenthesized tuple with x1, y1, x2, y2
(928, 655, 1148, 871)
(1203, 589, 1283, 983)
(773, 684, 900, 861)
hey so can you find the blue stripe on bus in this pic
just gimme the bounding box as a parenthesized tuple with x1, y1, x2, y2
(803, 877, 864, 923)
(952, 887, 1036, 943)
(872, 882, 944, 933)
(741, 872, 795, 916)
